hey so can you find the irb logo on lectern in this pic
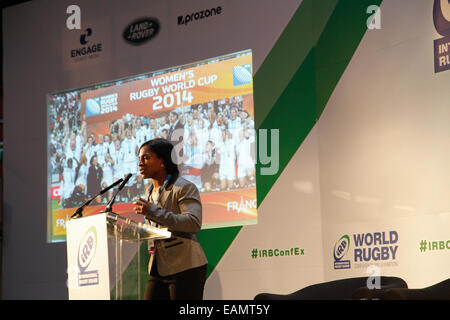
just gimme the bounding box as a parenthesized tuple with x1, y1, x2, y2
(67, 214, 110, 299)
(77, 226, 99, 286)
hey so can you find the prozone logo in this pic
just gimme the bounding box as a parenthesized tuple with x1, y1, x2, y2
(177, 6, 222, 26)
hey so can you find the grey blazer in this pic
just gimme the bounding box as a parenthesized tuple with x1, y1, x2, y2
(145, 176, 208, 276)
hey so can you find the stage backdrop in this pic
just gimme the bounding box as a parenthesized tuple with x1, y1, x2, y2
(3, 0, 450, 299)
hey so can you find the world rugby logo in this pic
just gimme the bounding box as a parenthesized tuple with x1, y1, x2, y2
(333, 235, 351, 269)
(334, 235, 350, 261)
(77, 226, 97, 273)
(433, 0, 450, 73)
(433, 0, 450, 37)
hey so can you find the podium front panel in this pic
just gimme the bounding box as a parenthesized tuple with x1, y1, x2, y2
(66, 212, 171, 299)
(66, 214, 111, 300)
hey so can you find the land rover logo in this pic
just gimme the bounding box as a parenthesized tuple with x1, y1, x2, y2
(123, 17, 160, 45)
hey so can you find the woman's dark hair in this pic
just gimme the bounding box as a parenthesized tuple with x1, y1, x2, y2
(89, 155, 97, 166)
(139, 138, 179, 183)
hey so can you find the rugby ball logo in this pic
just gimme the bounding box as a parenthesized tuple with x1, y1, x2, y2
(232, 64, 252, 86)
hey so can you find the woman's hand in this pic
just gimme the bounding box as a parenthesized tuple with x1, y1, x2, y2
(133, 197, 150, 216)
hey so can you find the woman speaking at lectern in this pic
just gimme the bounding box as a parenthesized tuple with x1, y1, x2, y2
(133, 138, 208, 300)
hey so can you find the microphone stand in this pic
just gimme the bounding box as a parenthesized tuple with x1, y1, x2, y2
(69, 178, 124, 220)
(102, 173, 132, 213)
(102, 186, 122, 213)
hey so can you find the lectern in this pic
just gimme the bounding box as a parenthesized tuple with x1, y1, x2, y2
(66, 212, 171, 300)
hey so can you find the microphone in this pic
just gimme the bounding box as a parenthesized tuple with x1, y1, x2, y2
(69, 177, 124, 220)
(102, 173, 133, 213)
(117, 173, 133, 191)
(100, 177, 125, 194)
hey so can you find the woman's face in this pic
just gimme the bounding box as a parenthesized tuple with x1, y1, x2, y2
(138, 146, 164, 179)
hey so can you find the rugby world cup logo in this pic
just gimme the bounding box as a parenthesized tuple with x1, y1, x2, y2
(77, 226, 99, 286)
(333, 235, 351, 270)
(433, 0, 450, 73)
(232, 64, 252, 86)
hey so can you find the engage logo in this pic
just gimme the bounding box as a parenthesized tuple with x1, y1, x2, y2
(70, 27, 103, 62)
(433, 0, 450, 73)
(177, 6, 222, 26)
(80, 27, 91, 45)
(77, 226, 99, 287)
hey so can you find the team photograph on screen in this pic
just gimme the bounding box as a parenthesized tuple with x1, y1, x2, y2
(47, 50, 257, 242)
